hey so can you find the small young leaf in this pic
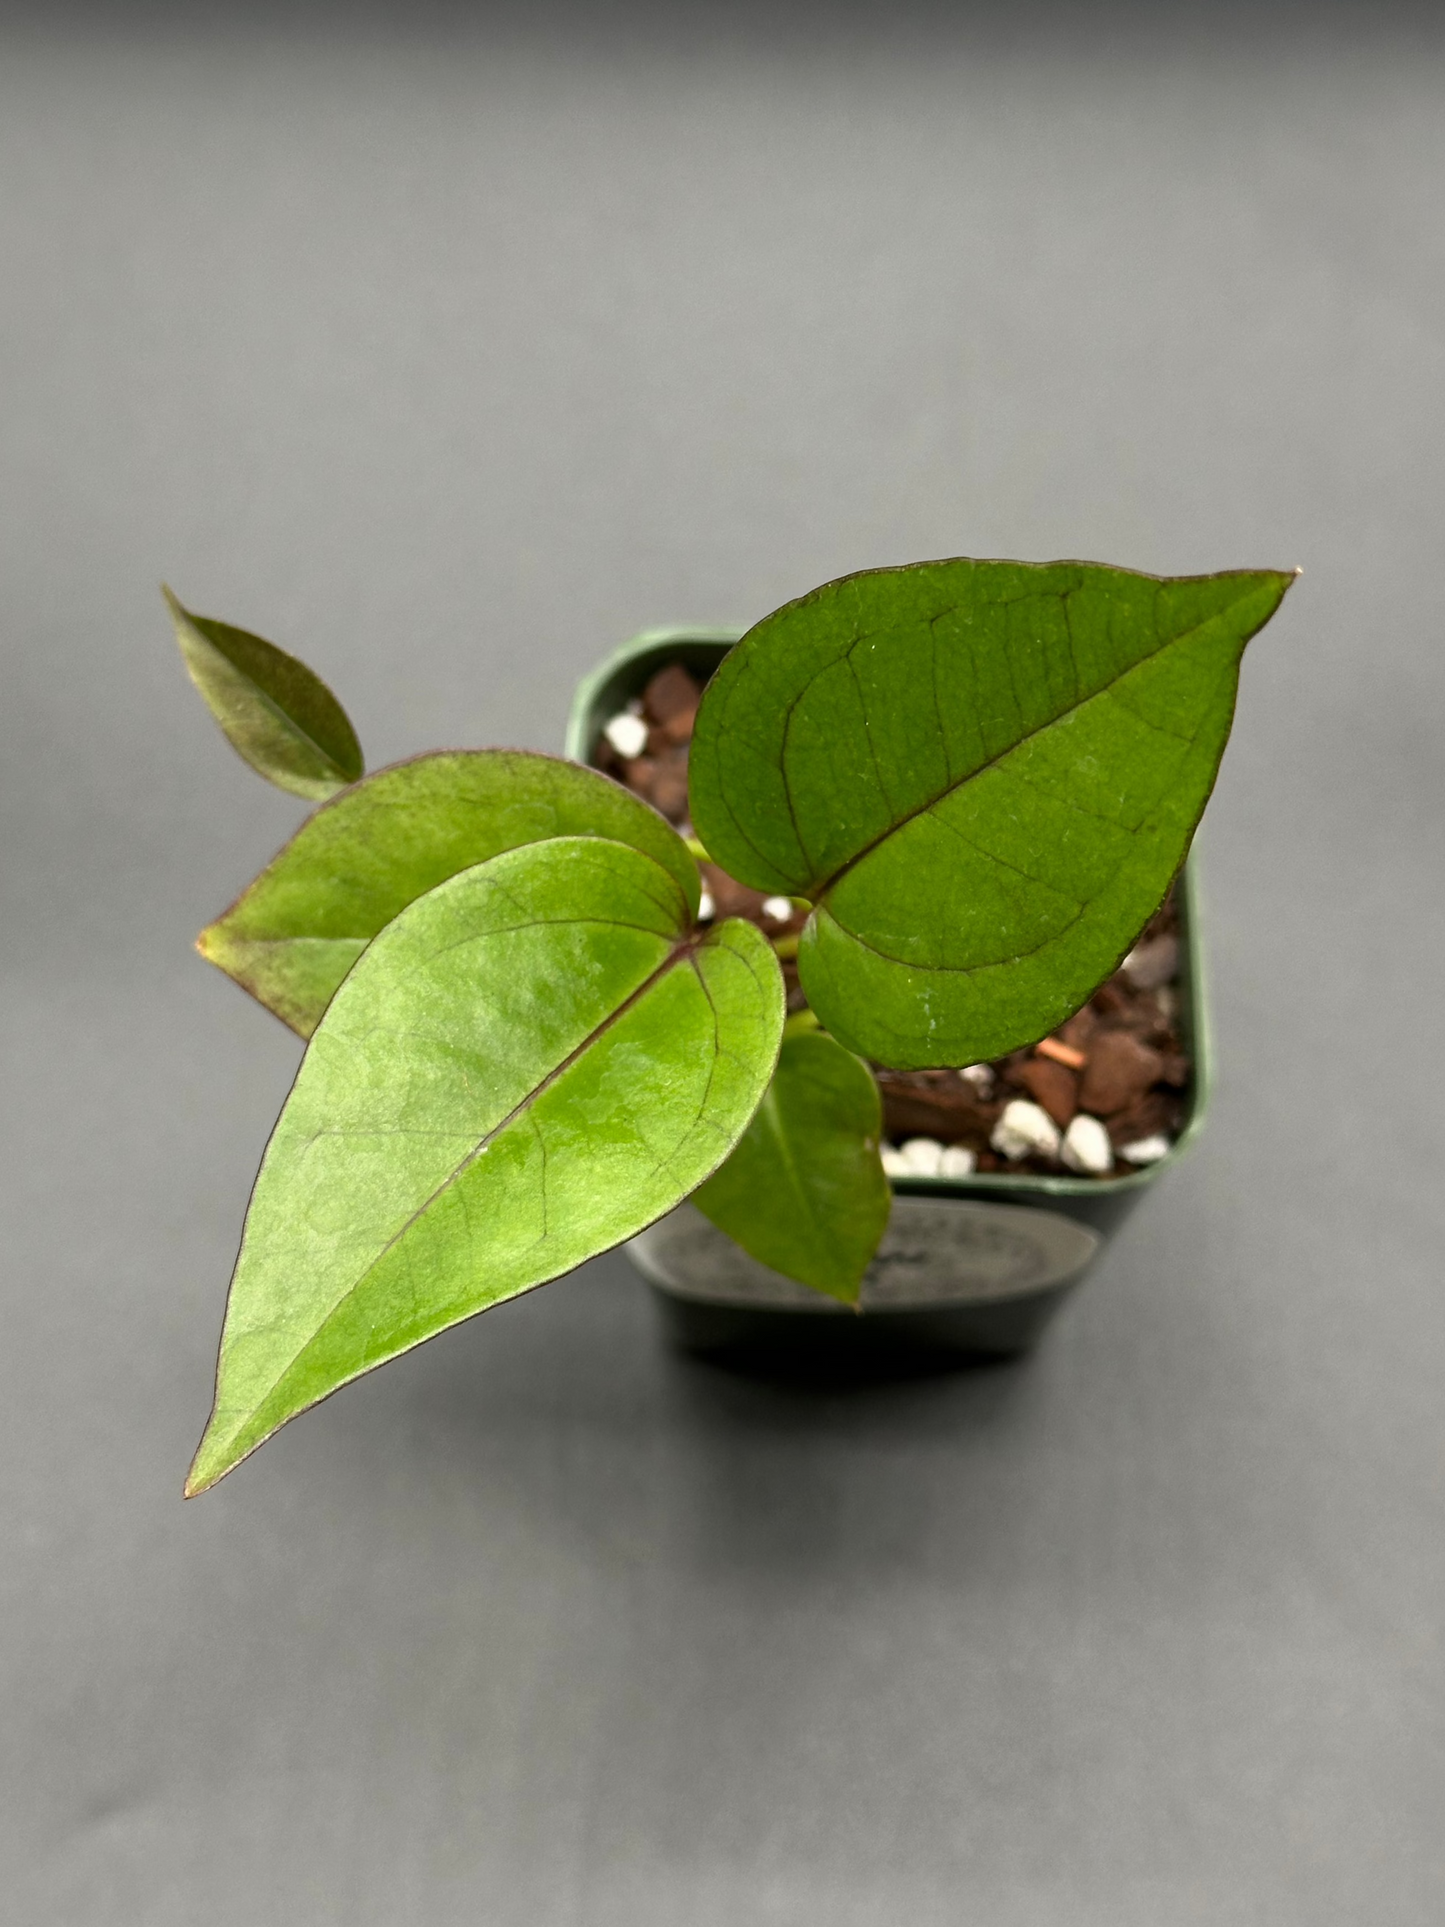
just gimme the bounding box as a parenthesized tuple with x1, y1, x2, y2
(165, 586, 364, 799)
(691, 1030, 890, 1303)
(186, 836, 783, 1494)
(689, 558, 1294, 1068)
(198, 750, 700, 1036)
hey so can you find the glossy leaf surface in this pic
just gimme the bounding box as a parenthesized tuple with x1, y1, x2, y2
(692, 1030, 890, 1302)
(199, 751, 700, 1036)
(187, 837, 783, 1494)
(690, 557, 1293, 1067)
(165, 587, 363, 799)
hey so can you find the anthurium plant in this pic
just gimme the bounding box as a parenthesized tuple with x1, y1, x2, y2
(170, 558, 1292, 1492)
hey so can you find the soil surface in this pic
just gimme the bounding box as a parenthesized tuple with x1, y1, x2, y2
(593, 662, 1191, 1179)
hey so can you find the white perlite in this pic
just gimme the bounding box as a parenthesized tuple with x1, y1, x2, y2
(761, 896, 793, 922)
(696, 890, 715, 922)
(991, 1099, 1061, 1161)
(958, 1063, 994, 1095)
(1061, 1113, 1113, 1175)
(602, 711, 649, 759)
(881, 1138, 977, 1180)
(1120, 1133, 1171, 1165)
(1120, 933, 1179, 990)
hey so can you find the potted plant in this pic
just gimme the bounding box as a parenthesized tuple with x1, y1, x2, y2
(167, 557, 1293, 1494)
(567, 628, 1213, 1369)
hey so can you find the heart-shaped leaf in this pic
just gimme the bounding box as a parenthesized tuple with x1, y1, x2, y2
(691, 1028, 891, 1303)
(186, 836, 783, 1494)
(689, 558, 1294, 1067)
(198, 751, 700, 1036)
(166, 586, 364, 799)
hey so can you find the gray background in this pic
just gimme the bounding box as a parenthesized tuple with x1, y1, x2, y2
(3, 5, 1442, 1921)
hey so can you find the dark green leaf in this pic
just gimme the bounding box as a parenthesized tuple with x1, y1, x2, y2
(198, 750, 700, 1036)
(186, 836, 784, 1495)
(691, 1029, 890, 1303)
(689, 557, 1294, 1068)
(165, 585, 364, 799)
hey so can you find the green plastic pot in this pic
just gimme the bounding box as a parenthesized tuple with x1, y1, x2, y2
(566, 628, 1211, 1366)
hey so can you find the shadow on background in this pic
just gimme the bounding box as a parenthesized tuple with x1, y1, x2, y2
(330, 1252, 1059, 1592)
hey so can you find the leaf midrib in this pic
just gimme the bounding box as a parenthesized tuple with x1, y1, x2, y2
(785, 586, 1258, 900)
(170, 590, 350, 782)
(217, 930, 706, 1448)
(756, 1079, 834, 1261)
(203, 636, 347, 780)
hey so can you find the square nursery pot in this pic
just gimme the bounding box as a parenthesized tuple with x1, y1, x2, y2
(567, 629, 1212, 1371)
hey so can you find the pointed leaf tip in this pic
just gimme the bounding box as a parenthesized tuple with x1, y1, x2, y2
(164, 585, 364, 800)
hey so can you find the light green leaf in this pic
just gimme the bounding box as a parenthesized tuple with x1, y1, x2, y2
(689, 557, 1294, 1068)
(691, 1030, 890, 1303)
(186, 836, 784, 1495)
(165, 586, 364, 799)
(198, 750, 700, 1036)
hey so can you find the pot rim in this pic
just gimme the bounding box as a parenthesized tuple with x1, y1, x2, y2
(566, 625, 1211, 1200)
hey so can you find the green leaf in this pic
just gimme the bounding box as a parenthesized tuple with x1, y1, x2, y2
(198, 750, 700, 1037)
(691, 1030, 890, 1303)
(689, 557, 1294, 1068)
(165, 586, 364, 799)
(186, 836, 784, 1495)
